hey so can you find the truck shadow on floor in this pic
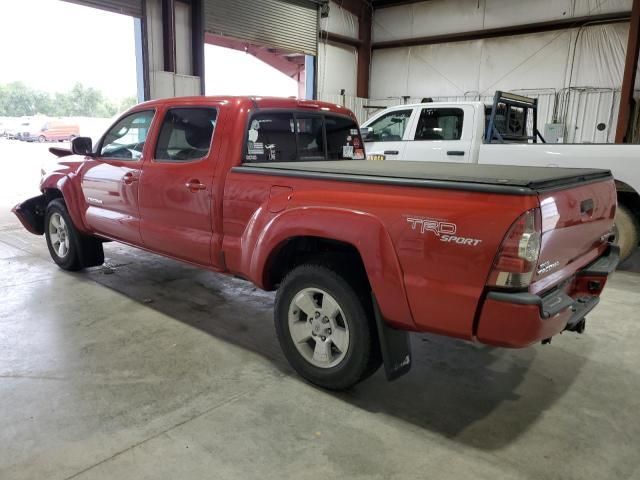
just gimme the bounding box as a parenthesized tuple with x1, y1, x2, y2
(86, 244, 589, 451)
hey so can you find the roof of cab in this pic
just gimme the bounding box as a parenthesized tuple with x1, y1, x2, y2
(132, 96, 355, 117)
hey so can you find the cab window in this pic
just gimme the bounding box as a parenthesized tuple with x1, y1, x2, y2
(245, 113, 297, 162)
(296, 116, 325, 161)
(244, 112, 363, 163)
(100, 110, 154, 160)
(155, 108, 217, 162)
(364, 109, 412, 142)
(326, 116, 363, 160)
(415, 108, 464, 141)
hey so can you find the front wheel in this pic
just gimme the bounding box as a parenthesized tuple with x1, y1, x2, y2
(38, 135, 46, 143)
(275, 263, 381, 390)
(45, 199, 104, 271)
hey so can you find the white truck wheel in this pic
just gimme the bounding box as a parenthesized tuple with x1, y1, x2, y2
(615, 204, 640, 262)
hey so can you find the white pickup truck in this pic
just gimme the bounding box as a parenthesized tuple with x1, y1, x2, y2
(361, 92, 640, 261)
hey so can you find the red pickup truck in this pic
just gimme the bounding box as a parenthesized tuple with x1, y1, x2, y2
(13, 96, 619, 390)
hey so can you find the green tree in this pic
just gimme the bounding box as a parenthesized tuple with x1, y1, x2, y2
(0, 82, 39, 116)
(0, 82, 138, 117)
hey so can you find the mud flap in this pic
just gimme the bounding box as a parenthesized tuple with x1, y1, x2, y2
(78, 236, 105, 268)
(372, 295, 412, 381)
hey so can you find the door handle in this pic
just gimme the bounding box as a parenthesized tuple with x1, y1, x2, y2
(122, 172, 138, 184)
(384, 150, 399, 155)
(447, 150, 465, 156)
(185, 180, 206, 192)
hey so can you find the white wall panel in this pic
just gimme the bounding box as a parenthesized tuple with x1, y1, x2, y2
(317, 2, 359, 97)
(477, 30, 573, 94)
(318, 42, 358, 96)
(372, 0, 632, 42)
(572, 0, 632, 16)
(146, 0, 164, 72)
(373, 0, 484, 42)
(571, 23, 629, 88)
(371, 23, 633, 99)
(320, 1, 359, 39)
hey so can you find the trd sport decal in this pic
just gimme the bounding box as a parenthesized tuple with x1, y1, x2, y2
(406, 216, 483, 246)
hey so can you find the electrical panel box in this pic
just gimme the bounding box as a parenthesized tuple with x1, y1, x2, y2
(544, 123, 565, 144)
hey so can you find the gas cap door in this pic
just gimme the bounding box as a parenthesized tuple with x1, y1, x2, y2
(269, 185, 293, 213)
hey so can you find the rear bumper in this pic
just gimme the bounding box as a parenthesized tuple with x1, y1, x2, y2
(476, 244, 619, 348)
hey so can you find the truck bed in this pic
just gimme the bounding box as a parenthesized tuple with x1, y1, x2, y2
(236, 161, 611, 195)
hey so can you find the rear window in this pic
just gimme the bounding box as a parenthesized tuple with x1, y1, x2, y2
(245, 112, 364, 163)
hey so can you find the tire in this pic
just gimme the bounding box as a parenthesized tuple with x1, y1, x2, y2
(614, 204, 640, 262)
(45, 199, 104, 271)
(38, 135, 46, 143)
(275, 263, 381, 390)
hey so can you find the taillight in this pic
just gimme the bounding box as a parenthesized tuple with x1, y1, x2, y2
(487, 208, 542, 289)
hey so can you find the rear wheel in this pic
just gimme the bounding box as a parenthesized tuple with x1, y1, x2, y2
(614, 204, 640, 262)
(275, 263, 381, 390)
(38, 135, 46, 143)
(45, 199, 104, 271)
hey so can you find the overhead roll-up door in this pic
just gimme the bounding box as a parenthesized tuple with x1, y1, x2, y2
(60, 0, 143, 18)
(204, 0, 318, 55)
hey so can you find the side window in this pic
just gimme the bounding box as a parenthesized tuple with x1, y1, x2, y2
(245, 113, 296, 163)
(100, 110, 154, 160)
(155, 108, 217, 162)
(295, 116, 324, 160)
(365, 109, 412, 142)
(415, 108, 464, 141)
(326, 115, 364, 160)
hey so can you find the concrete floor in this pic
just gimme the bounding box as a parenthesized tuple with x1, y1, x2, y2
(1, 140, 640, 479)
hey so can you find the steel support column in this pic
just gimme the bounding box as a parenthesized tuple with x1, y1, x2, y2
(616, 0, 640, 143)
(191, 0, 205, 94)
(357, 4, 372, 98)
(161, 0, 176, 72)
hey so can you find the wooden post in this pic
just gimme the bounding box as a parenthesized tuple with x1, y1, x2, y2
(616, 0, 640, 143)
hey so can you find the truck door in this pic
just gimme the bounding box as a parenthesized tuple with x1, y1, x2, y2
(362, 108, 414, 161)
(403, 105, 474, 162)
(138, 106, 220, 266)
(80, 110, 156, 245)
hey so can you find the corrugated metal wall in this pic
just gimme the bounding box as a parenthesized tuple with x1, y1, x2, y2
(204, 0, 318, 55)
(60, 0, 142, 17)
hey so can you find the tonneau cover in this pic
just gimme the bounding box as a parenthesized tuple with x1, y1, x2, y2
(236, 161, 611, 194)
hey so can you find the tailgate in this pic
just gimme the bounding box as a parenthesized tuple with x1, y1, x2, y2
(530, 177, 616, 294)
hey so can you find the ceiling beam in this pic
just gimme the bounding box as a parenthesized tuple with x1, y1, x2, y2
(372, 11, 632, 49)
(319, 30, 363, 48)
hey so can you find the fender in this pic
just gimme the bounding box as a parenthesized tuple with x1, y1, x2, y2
(244, 205, 416, 330)
(41, 170, 92, 235)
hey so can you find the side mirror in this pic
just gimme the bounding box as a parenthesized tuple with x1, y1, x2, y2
(360, 127, 372, 140)
(71, 136, 93, 156)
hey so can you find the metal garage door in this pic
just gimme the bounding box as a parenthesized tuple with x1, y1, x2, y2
(204, 0, 318, 55)
(60, 0, 143, 18)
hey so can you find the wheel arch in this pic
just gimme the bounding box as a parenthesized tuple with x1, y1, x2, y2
(41, 174, 91, 234)
(249, 207, 415, 329)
